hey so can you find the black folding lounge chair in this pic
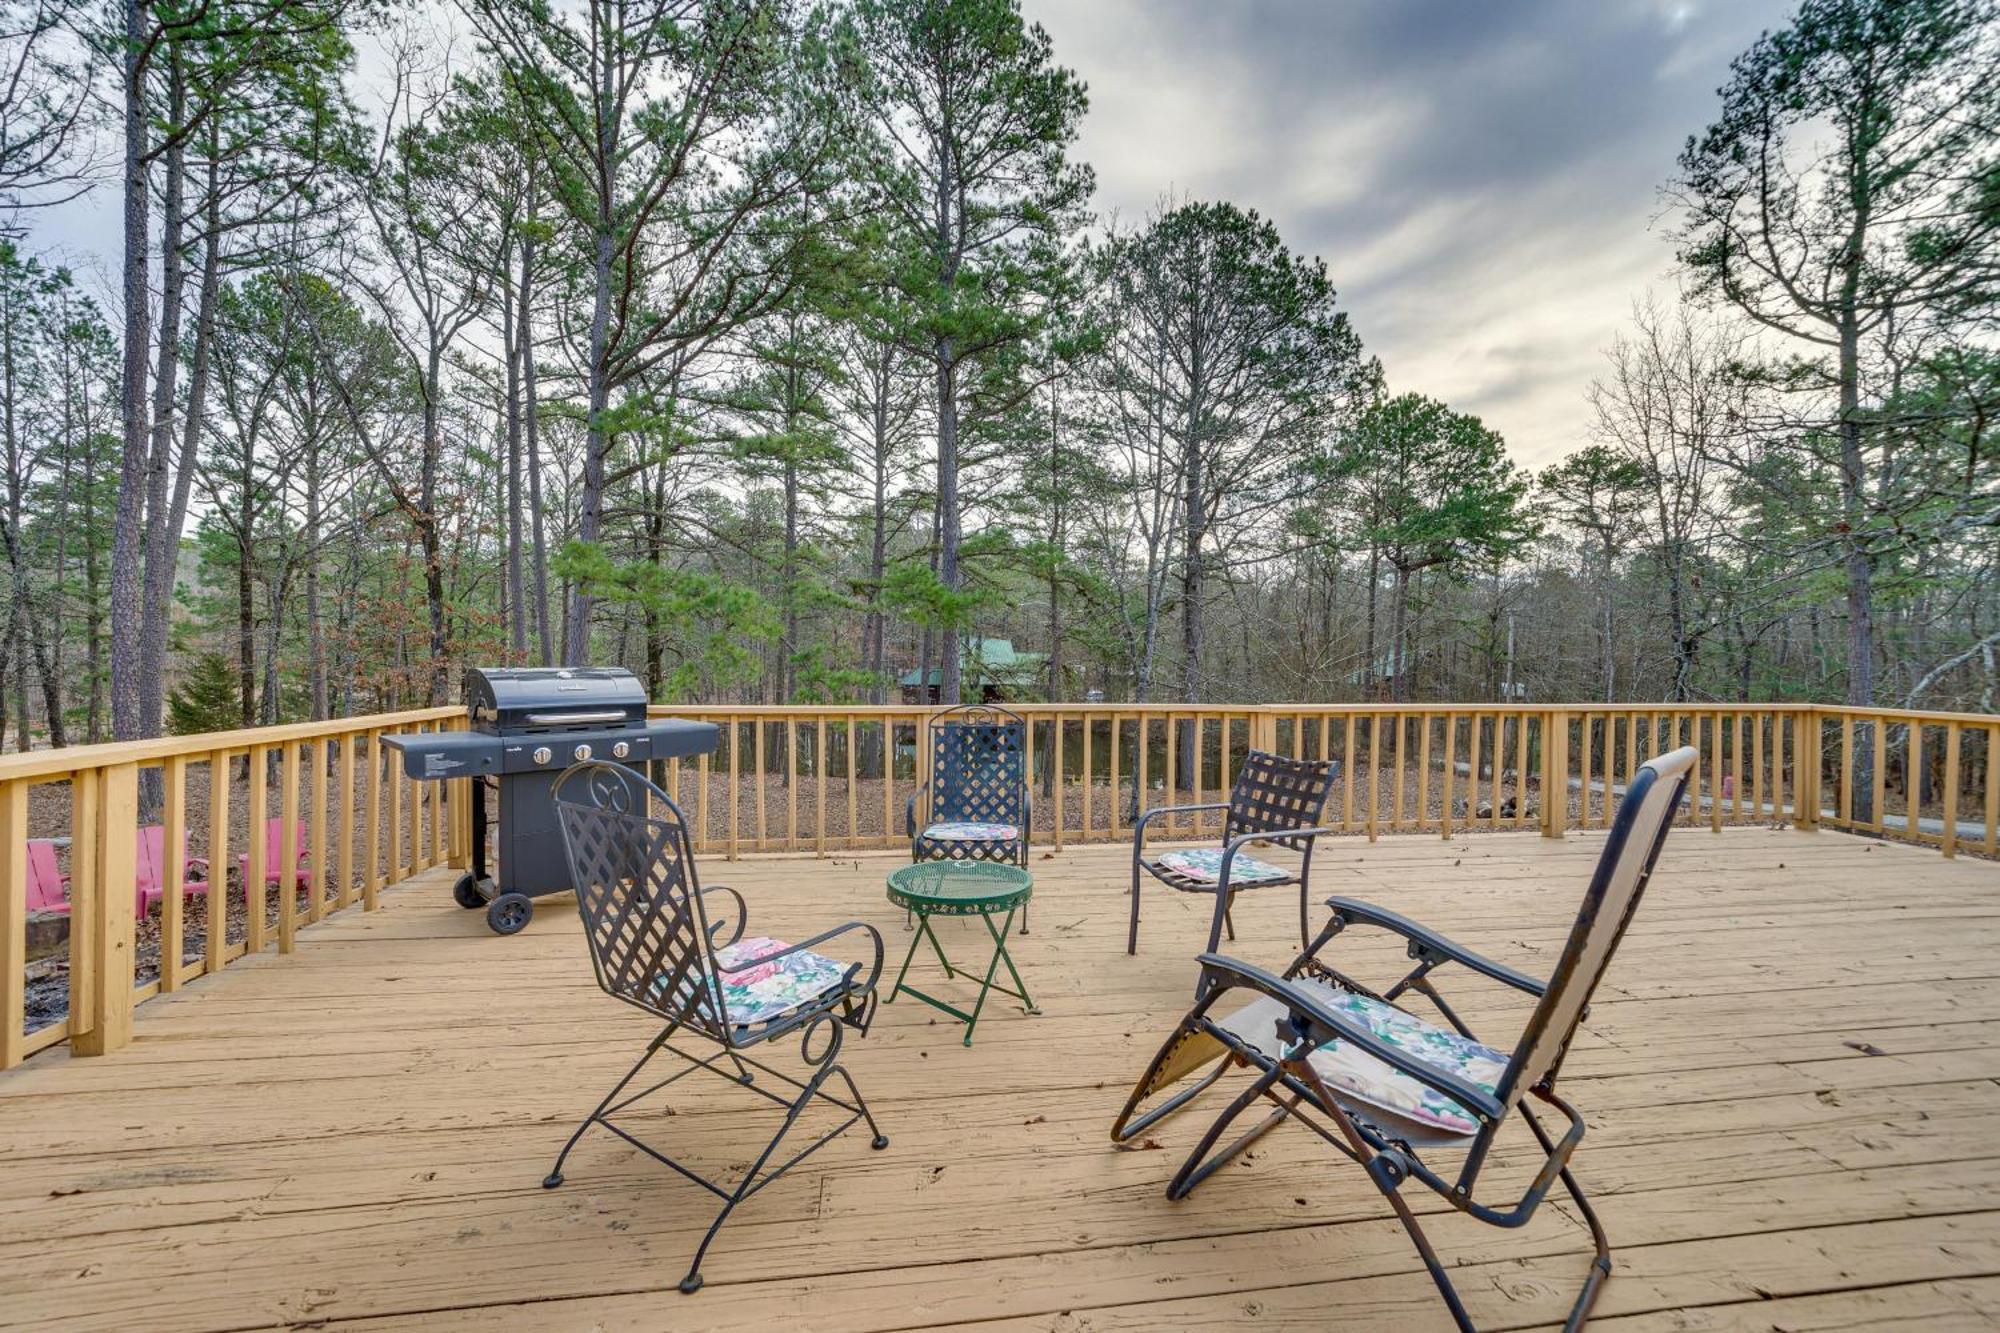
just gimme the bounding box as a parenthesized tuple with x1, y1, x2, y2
(546, 761, 888, 1295)
(1129, 749, 1339, 956)
(1112, 746, 1700, 1332)
(907, 703, 1032, 921)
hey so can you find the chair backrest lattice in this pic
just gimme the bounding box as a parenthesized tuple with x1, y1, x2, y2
(1497, 745, 1698, 1104)
(1225, 750, 1338, 842)
(554, 764, 726, 1037)
(926, 705, 1028, 829)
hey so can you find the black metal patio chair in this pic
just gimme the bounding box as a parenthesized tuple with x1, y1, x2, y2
(1129, 749, 1339, 956)
(546, 761, 888, 1295)
(906, 703, 1032, 921)
(1110, 745, 1698, 1332)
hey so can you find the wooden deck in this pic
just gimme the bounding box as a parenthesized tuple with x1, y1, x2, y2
(3, 828, 1999, 1331)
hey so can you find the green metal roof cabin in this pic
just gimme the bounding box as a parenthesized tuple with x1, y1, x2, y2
(898, 638, 1048, 704)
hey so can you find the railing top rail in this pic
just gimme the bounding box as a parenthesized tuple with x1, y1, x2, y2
(4, 698, 1986, 786)
(1813, 704, 2000, 726)
(643, 701, 1855, 718)
(0, 705, 461, 784)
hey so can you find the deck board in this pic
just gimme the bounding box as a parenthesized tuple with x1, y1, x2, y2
(2, 827, 1998, 1331)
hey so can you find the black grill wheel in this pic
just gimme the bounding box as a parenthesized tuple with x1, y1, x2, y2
(486, 892, 533, 935)
(452, 872, 493, 910)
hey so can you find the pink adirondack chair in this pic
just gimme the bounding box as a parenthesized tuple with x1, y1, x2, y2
(235, 818, 313, 889)
(25, 839, 68, 914)
(135, 825, 210, 916)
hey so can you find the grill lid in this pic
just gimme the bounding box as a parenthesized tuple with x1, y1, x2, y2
(466, 666, 649, 732)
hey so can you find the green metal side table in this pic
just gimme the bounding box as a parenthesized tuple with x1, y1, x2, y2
(885, 861, 1037, 1046)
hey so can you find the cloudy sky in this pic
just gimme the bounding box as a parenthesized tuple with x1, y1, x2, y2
(1021, 0, 1793, 466)
(27, 0, 1796, 470)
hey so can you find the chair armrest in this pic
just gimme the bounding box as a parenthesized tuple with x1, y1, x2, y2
(718, 919, 886, 993)
(1196, 951, 1506, 1126)
(1209, 826, 1341, 886)
(693, 884, 748, 950)
(905, 794, 919, 839)
(1324, 896, 1546, 997)
(1133, 802, 1230, 852)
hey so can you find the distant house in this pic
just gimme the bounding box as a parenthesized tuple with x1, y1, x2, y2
(899, 638, 1048, 705)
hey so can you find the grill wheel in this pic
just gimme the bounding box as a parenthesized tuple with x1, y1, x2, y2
(486, 893, 534, 935)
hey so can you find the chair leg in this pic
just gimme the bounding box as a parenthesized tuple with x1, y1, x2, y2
(1222, 891, 1237, 942)
(1165, 1063, 1286, 1200)
(1370, 1160, 1479, 1333)
(1522, 1105, 1613, 1331)
(1357, 1106, 1611, 1332)
(679, 1021, 888, 1295)
(679, 1057, 839, 1293)
(543, 1024, 673, 1190)
(1127, 859, 1143, 955)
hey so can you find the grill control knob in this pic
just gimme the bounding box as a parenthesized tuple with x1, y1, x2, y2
(532, 746, 552, 766)
(573, 743, 593, 763)
(611, 741, 630, 759)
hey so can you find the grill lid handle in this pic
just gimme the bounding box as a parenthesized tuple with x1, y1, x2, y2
(523, 710, 629, 725)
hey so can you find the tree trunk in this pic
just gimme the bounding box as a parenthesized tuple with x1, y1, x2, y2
(565, 223, 614, 665)
(1180, 464, 1203, 705)
(1838, 303, 1877, 821)
(418, 353, 450, 704)
(1363, 542, 1380, 696)
(934, 345, 960, 705)
(781, 396, 799, 702)
(865, 349, 889, 708)
(109, 0, 151, 744)
(519, 225, 552, 666)
(135, 60, 189, 751)
(305, 422, 325, 720)
(503, 258, 526, 659)
(1389, 563, 1413, 704)
(1597, 547, 1614, 703)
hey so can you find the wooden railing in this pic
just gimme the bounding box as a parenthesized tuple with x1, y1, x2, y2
(1816, 705, 2000, 857)
(646, 702, 1993, 858)
(0, 707, 464, 1069)
(2, 700, 1992, 1070)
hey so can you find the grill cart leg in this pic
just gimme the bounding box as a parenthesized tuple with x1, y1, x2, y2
(452, 780, 497, 909)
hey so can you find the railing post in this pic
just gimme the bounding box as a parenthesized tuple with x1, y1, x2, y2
(1540, 710, 1567, 840)
(448, 761, 473, 872)
(1941, 723, 1961, 859)
(1796, 710, 1822, 832)
(74, 763, 137, 1057)
(1, 780, 27, 1069)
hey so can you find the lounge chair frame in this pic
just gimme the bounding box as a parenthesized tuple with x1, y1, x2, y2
(547, 761, 888, 1294)
(1129, 749, 1340, 956)
(1112, 746, 1699, 1331)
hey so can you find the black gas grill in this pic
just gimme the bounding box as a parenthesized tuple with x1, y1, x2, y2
(383, 667, 718, 934)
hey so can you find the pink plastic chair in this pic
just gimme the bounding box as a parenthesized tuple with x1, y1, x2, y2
(24, 829, 210, 917)
(135, 825, 211, 915)
(26, 839, 68, 914)
(235, 818, 312, 889)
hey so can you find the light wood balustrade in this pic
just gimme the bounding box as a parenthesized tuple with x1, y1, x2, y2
(0, 707, 463, 1068)
(1, 700, 1992, 1070)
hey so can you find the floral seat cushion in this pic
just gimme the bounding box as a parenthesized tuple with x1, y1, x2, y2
(653, 935, 849, 1030)
(1216, 978, 1507, 1137)
(1154, 847, 1292, 884)
(921, 821, 1020, 842)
